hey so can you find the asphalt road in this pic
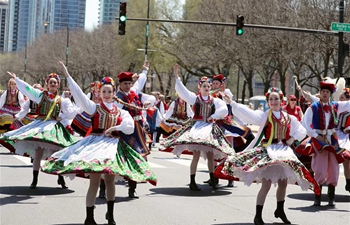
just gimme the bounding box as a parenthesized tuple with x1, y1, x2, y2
(0, 143, 349, 225)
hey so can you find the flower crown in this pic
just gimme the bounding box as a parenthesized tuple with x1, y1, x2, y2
(265, 87, 284, 100)
(45, 73, 60, 84)
(99, 77, 116, 90)
(198, 76, 211, 86)
(343, 88, 350, 99)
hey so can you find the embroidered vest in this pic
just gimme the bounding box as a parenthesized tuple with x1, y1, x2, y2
(29, 100, 38, 115)
(263, 111, 291, 142)
(311, 101, 339, 130)
(116, 90, 143, 117)
(146, 107, 157, 131)
(337, 111, 350, 132)
(91, 103, 122, 133)
(5, 89, 19, 106)
(192, 95, 215, 121)
(36, 91, 61, 120)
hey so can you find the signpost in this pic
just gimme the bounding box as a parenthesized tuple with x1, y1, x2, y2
(331, 22, 350, 32)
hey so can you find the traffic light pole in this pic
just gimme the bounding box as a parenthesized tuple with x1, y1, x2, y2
(123, 18, 339, 36)
(144, 0, 150, 61)
(338, 0, 344, 76)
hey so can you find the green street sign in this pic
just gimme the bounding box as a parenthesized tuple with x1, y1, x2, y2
(331, 22, 350, 32)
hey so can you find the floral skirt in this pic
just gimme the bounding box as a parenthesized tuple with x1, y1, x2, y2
(41, 135, 157, 185)
(0, 104, 20, 133)
(0, 120, 77, 158)
(215, 143, 320, 195)
(159, 121, 235, 160)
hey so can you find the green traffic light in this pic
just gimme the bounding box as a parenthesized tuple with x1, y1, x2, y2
(120, 15, 127, 22)
(237, 29, 244, 35)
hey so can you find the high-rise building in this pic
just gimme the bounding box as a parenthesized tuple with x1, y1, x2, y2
(98, 0, 119, 25)
(0, 0, 8, 52)
(4, 0, 86, 52)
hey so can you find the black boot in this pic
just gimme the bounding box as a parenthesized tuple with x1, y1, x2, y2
(345, 179, 350, 193)
(254, 205, 264, 225)
(327, 184, 335, 206)
(105, 200, 116, 225)
(99, 179, 106, 199)
(189, 174, 201, 191)
(84, 206, 97, 225)
(209, 172, 218, 190)
(227, 180, 234, 187)
(57, 175, 68, 189)
(274, 200, 291, 224)
(30, 170, 39, 189)
(128, 180, 139, 199)
(314, 185, 322, 206)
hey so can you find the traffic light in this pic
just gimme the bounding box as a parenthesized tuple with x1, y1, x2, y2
(236, 15, 244, 35)
(118, 2, 127, 35)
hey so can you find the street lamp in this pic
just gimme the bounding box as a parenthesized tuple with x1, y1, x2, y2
(65, 24, 69, 87)
(44, 22, 49, 34)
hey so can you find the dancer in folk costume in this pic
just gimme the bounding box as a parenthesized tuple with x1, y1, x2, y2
(215, 87, 320, 225)
(159, 95, 193, 138)
(71, 81, 101, 137)
(160, 64, 234, 191)
(1, 72, 77, 189)
(114, 60, 153, 199)
(282, 95, 303, 122)
(0, 78, 25, 134)
(41, 62, 156, 225)
(10, 84, 44, 131)
(302, 81, 350, 206)
(336, 88, 350, 193)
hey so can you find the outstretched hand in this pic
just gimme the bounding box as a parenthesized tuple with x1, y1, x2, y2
(173, 64, 179, 79)
(7, 71, 16, 78)
(143, 60, 150, 71)
(59, 61, 70, 77)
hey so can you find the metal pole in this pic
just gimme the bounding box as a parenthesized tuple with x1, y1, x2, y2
(144, 0, 150, 61)
(338, 0, 344, 76)
(66, 24, 69, 87)
(24, 42, 27, 74)
(236, 68, 240, 101)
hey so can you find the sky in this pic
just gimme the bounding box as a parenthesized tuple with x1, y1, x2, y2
(84, 0, 186, 31)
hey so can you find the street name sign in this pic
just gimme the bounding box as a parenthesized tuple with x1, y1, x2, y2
(331, 22, 350, 32)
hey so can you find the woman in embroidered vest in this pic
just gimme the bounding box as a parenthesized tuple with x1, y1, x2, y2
(282, 94, 303, 121)
(160, 64, 234, 191)
(41, 62, 157, 225)
(1, 72, 77, 189)
(336, 88, 350, 194)
(215, 87, 320, 225)
(0, 78, 25, 134)
(10, 83, 44, 131)
(71, 81, 101, 137)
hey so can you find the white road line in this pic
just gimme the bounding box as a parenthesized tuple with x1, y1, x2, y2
(165, 158, 207, 169)
(147, 162, 166, 168)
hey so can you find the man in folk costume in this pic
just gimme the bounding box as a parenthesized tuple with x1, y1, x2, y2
(302, 81, 350, 206)
(143, 95, 162, 149)
(114, 60, 151, 199)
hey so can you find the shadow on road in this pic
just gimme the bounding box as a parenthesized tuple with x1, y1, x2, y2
(94, 196, 134, 205)
(0, 195, 35, 206)
(0, 164, 32, 168)
(0, 186, 74, 196)
(287, 193, 350, 203)
(147, 187, 232, 197)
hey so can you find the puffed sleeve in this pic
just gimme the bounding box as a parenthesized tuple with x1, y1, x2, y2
(289, 114, 307, 141)
(116, 109, 135, 135)
(15, 99, 30, 120)
(211, 98, 228, 119)
(18, 92, 26, 107)
(230, 101, 264, 125)
(175, 78, 197, 105)
(302, 107, 318, 138)
(60, 98, 79, 120)
(337, 100, 350, 114)
(0, 90, 7, 108)
(132, 70, 148, 94)
(14, 77, 42, 104)
(163, 101, 175, 120)
(67, 76, 96, 115)
(156, 108, 162, 126)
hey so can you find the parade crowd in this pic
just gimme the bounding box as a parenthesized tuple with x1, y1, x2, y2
(0, 61, 349, 225)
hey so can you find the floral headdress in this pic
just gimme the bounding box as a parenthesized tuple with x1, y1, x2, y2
(99, 77, 116, 91)
(198, 76, 211, 86)
(264, 87, 284, 100)
(343, 88, 350, 99)
(45, 73, 60, 84)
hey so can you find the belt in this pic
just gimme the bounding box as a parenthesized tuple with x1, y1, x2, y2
(315, 129, 336, 135)
(133, 115, 142, 121)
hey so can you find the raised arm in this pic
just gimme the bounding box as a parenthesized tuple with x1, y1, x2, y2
(59, 62, 96, 115)
(132, 60, 149, 94)
(7, 72, 42, 104)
